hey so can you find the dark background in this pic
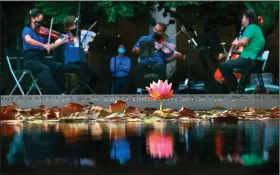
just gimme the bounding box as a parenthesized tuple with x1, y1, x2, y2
(0, 2, 279, 94)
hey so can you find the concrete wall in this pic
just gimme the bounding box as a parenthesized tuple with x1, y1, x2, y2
(150, 4, 177, 44)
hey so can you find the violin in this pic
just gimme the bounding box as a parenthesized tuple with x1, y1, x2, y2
(154, 34, 186, 59)
(34, 22, 73, 42)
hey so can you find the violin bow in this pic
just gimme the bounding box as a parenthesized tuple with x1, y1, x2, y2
(47, 18, 54, 45)
(81, 21, 98, 45)
(154, 26, 186, 53)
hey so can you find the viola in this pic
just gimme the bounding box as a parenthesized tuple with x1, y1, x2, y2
(34, 23, 73, 42)
(154, 34, 186, 59)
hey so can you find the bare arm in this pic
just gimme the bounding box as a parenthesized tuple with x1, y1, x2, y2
(49, 39, 66, 50)
(237, 38, 249, 46)
(24, 35, 45, 47)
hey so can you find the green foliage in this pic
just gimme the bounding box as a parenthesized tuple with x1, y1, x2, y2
(244, 1, 279, 29)
(93, 2, 136, 22)
(35, 1, 76, 24)
(164, 1, 208, 7)
(34, 1, 278, 30)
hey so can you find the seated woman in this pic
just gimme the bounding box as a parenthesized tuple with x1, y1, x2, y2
(22, 9, 69, 94)
(56, 16, 99, 93)
(110, 44, 131, 94)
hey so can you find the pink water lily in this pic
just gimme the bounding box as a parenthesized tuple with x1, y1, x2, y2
(146, 80, 174, 111)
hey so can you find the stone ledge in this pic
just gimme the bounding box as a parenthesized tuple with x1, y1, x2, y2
(0, 95, 279, 110)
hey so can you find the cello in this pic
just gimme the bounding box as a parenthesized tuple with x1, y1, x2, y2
(214, 16, 264, 84)
(214, 25, 245, 83)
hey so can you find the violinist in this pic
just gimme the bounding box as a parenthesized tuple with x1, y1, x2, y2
(218, 9, 265, 93)
(56, 16, 98, 93)
(132, 22, 176, 94)
(22, 8, 69, 94)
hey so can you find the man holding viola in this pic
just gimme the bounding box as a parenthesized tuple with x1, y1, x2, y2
(132, 22, 177, 94)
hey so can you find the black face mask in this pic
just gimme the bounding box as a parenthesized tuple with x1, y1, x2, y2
(34, 20, 43, 27)
(152, 32, 164, 42)
(70, 28, 78, 36)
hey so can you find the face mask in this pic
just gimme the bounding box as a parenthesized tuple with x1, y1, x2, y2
(118, 48, 126, 54)
(34, 20, 43, 27)
(152, 32, 164, 42)
(70, 28, 78, 36)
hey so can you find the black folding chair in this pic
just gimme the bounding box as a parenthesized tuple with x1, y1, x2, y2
(234, 47, 266, 93)
(4, 48, 42, 95)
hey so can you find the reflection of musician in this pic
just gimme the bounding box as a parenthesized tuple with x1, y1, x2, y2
(110, 138, 131, 165)
(22, 9, 68, 94)
(57, 16, 99, 92)
(132, 23, 175, 93)
(219, 9, 265, 93)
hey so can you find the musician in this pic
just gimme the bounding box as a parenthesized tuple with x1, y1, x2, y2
(110, 44, 131, 94)
(57, 16, 98, 93)
(219, 9, 265, 93)
(22, 8, 69, 94)
(132, 22, 176, 93)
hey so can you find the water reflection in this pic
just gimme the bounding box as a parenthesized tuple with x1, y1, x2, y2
(146, 131, 174, 159)
(0, 121, 278, 169)
(110, 138, 131, 165)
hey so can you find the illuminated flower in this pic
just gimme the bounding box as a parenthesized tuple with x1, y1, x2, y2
(146, 80, 174, 101)
(146, 131, 173, 159)
(146, 80, 174, 111)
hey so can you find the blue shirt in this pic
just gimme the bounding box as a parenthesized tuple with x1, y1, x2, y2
(133, 34, 174, 63)
(22, 27, 46, 52)
(110, 55, 131, 77)
(63, 33, 86, 64)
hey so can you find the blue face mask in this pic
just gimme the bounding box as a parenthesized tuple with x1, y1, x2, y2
(118, 48, 126, 54)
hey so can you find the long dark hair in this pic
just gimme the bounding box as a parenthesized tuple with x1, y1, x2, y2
(243, 9, 258, 25)
(25, 8, 42, 26)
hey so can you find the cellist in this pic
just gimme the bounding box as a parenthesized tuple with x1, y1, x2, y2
(218, 9, 265, 93)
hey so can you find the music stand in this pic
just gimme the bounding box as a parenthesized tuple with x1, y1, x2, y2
(181, 26, 202, 94)
(70, 1, 94, 94)
(138, 41, 155, 90)
(139, 41, 155, 58)
(88, 34, 120, 54)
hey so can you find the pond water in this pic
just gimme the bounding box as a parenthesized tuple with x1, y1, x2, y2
(0, 120, 279, 174)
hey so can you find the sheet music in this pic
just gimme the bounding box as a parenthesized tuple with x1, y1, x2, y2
(74, 30, 96, 48)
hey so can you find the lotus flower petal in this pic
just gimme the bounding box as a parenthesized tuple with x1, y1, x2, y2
(146, 80, 174, 101)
